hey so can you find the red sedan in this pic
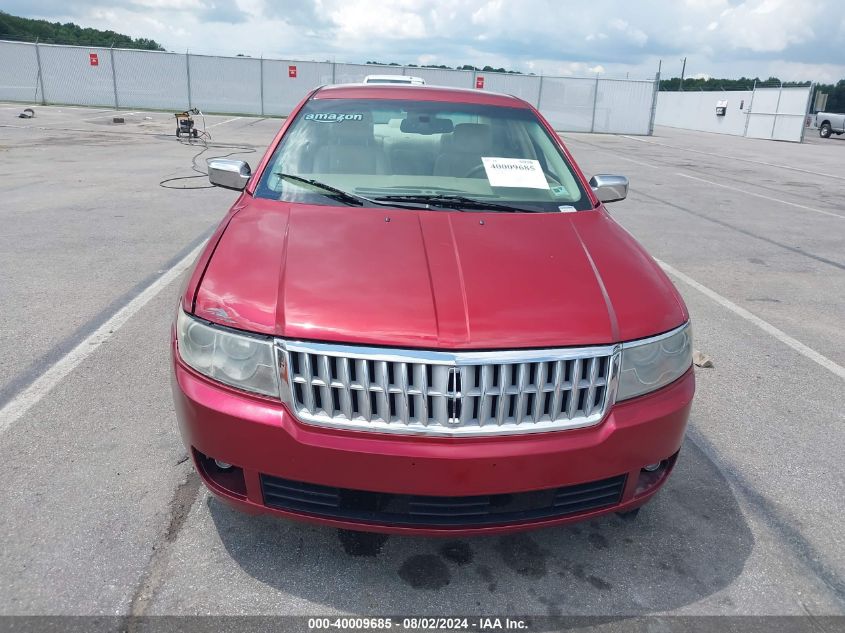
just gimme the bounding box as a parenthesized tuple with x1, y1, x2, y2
(171, 84, 694, 536)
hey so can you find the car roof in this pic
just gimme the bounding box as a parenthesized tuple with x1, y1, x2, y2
(313, 83, 531, 108)
(364, 74, 422, 81)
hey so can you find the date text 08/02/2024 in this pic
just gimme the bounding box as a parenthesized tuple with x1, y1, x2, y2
(307, 617, 529, 630)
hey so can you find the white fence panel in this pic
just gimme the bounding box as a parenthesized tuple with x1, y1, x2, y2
(0, 41, 39, 102)
(744, 114, 775, 139)
(0, 40, 658, 134)
(481, 73, 541, 106)
(333, 63, 390, 84)
(188, 54, 262, 115)
(746, 87, 810, 142)
(411, 67, 473, 88)
(538, 77, 596, 132)
(772, 116, 804, 142)
(776, 87, 810, 114)
(748, 88, 780, 115)
(656, 90, 752, 136)
(263, 59, 332, 116)
(38, 43, 115, 106)
(593, 79, 654, 134)
(656, 86, 811, 142)
(113, 49, 189, 110)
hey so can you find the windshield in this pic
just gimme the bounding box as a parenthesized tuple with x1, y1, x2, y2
(255, 98, 591, 212)
(365, 78, 417, 84)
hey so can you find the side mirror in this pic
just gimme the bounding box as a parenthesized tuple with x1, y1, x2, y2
(208, 159, 251, 191)
(589, 174, 629, 203)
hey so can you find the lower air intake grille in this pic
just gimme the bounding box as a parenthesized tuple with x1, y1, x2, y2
(260, 474, 627, 527)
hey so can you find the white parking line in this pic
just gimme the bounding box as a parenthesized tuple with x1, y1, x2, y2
(657, 258, 845, 381)
(0, 241, 206, 437)
(207, 117, 242, 128)
(623, 134, 845, 182)
(599, 152, 659, 169)
(676, 173, 845, 219)
(563, 137, 660, 169)
(0, 123, 165, 136)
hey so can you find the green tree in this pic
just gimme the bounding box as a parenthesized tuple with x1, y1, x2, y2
(0, 11, 165, 50)
(812, 80, 845, 113)
(660, 75, 813, 92)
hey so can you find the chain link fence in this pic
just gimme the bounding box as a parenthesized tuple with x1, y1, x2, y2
(0, 39, 658, 134)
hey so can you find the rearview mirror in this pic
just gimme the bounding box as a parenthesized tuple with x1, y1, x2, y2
(208, 159, 251, 191)
(400, 116, 454, 135)
(589, 174, 629, 203)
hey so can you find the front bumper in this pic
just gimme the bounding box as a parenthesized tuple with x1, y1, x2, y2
(172, 343, 694, 536)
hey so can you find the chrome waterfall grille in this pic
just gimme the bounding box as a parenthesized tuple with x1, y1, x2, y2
(278, 342, 620, 436)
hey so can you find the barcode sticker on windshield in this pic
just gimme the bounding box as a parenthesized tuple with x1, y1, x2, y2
(482, 157, 549, 189)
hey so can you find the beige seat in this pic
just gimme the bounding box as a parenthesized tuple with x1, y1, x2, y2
(433, 123, 493, 178)
(385, 134, 442, 175)
(312, 113, 384, 174)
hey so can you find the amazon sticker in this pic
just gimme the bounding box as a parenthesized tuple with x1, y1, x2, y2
(304, 113, 364, 123)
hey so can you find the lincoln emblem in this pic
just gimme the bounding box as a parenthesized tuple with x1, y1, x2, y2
(447, 367, 462, 425)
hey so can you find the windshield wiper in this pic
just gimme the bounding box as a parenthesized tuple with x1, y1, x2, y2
(373, 194, 533, 213)
(274, 173, 425, 210)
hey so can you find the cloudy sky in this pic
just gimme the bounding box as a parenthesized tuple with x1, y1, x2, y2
(5, 0, 845, 82)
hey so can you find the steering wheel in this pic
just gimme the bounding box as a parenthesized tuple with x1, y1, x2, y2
(462, 164, 487, 179)
(463, 163, 562, 186)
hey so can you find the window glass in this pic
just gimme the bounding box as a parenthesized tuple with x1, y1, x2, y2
(255, 98, 591, 212)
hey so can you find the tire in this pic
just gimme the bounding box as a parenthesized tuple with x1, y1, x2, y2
(819, 123, 832, 138)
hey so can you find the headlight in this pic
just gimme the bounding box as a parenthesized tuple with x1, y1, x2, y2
(176, 309, 279, 397)
(617, 323, 692, 400)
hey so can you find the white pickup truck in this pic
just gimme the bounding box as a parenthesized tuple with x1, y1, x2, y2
(815, 112, 845, 138)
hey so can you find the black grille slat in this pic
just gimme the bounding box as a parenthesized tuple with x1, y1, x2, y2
(264, 493, 340, 509)
(409, 499, 491, 517)
(260, 474, 626, 528)
(555, 480, 623, 498)
(554, 491, 621, 508)
(410, 500, 489, 509)
(261, 479, 342, 511)
(262, 479, 338, 496)
(410, 508, 492, 518)
(262, 484, 340, 502)
(263, 485, 339, 502)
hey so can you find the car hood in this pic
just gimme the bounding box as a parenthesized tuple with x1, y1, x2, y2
(193, 198, 687, 348)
